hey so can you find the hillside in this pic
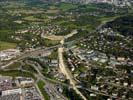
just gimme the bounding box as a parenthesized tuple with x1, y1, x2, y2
(105, 15, 133, 36)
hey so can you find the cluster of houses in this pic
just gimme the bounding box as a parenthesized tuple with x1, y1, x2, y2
(66, 49, 108, 71)
(41, 24, 62, 37)
(11, 23, 64, 50)
(89, 82, 133, 99)
(15, 24, 62, 37)
(65, 47, 133, 99)
(0, 76, 41, 100)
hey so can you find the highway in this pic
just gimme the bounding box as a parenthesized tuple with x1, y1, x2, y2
(58, 30, 87, 100)
(58, 46, 87, 100)
(26, 60, 117, 99)
(0, 40, 76, 69)
(25, 60, 72, 87)
(26, 60, 68, 100)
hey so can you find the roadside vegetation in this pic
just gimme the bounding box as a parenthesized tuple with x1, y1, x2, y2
(63, 86, 83, 100)
(5, 62, 21, 69)
(37, 80, 50, 100)
(0, 70, 36, 79)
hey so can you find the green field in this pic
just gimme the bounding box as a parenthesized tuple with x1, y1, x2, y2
(6, 62, 21, 69)
(37, 80, 50, 100)
(99, 16, 120, 24)
(0, 70, 36, 79)
(0, 41, 16, 51)
(24, 16, 38, 21)
(57, 3, 78, 11)
(44, 39, 60, 47)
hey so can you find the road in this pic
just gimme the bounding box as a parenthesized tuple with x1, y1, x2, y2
(26, 60, 67, 100)
(33, 56, 122, 100)
(26, 60, 71, 87)
(58, 47, 87, 100)
(58, 30, 87, 100)
(35, 84, 45, 100)
(0, 46, 58, 69)
(1, 27, 124, 99)
(0, 40, 76, 69)
(65, 30, 78, 39)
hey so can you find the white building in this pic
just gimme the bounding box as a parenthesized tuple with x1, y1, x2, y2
(2, 88, 22, 96)
(0, 49, 20, 61)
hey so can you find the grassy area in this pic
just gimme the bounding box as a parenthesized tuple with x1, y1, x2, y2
(0, 41, 16, 51)
(22, 64, 38, 74)
(44, 39, 59, 47)
(99, 16, 120, 24)
(37, 80, 50, 100)
(66, 29, 89, 42)
(0, 70, 36, 79)
(46, 9, 59, 14)
(24, 16, 41, 21)
(57, 3, 78, 11)
(6, 62, 21, 69)
(48, 49, 58, 59)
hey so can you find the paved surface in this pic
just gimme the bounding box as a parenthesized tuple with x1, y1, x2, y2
(0, 40, 75, 69)
(58, 30, 87, 100)
(0, 29, 87, 100)
(58, 47, 87, 100)
(26, 60, 67, 100)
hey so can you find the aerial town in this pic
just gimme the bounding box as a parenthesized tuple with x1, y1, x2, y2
(0, 0, 132, 100)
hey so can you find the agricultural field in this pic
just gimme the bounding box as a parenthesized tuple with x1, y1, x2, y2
(0, 0, 132, 51)
(56, 3, 78, 11)
(0, 41, 17, 51)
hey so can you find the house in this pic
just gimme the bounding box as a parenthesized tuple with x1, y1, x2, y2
(49, 59, 58, 67)
(91, 85, 99, 91)
(79, 72, 87, 78)
(90, 93, 96, 97)
(117, 57, 126, 61)
(17, 77, 34, 87)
